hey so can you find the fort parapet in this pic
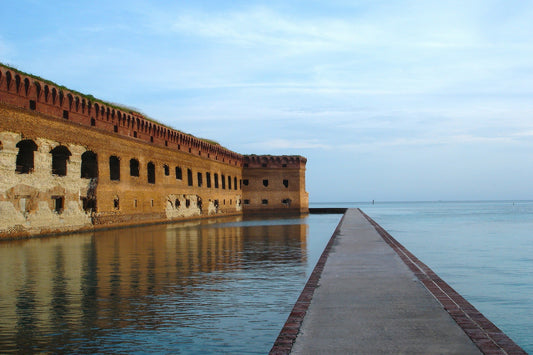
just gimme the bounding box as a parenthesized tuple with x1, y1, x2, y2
(0, 64, 308, 239)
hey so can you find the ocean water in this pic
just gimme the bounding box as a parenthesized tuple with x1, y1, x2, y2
(312, 200, 533, 353)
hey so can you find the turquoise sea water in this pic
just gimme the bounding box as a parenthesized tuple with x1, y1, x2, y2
(312, 200, 533, 353)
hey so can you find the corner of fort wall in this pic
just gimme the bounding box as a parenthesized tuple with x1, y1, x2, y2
(0, 64, 308, 239)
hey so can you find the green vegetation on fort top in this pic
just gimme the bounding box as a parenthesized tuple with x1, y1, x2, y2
(1, 62, 222, 147)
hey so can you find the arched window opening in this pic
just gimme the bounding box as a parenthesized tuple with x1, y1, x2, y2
(15, 139, 38, 174)
(34, 82, 41, 98)
(283, 179, 289, 188)
(24, 78, 30, 96)
(109, 156, 120, 181)
(206, 172, 211, 188)
(130, 159, 140, 177)
(175, 199, 180, 208)
(52, 196, 64, 213)
(50, 145, 71, 176)
(263, 179, 269, 187)
(187, 169, 193, 186)
(5, 71, 12, 89)
(164, 164, 170, 176)
(197, 172, 203, 187)
(15, 75, 21, 93)
(147, 162, 156, 184)
(81, 151, 98, 178)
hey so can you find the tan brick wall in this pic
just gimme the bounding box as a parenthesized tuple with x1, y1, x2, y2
(0, 64, 309, 239)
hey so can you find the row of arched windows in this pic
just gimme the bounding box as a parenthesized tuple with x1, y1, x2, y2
(107, 155, 240, 190)
(10, 139, 97, 178)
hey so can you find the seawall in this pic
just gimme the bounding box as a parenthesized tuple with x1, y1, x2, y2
(271, 208, 526, 354)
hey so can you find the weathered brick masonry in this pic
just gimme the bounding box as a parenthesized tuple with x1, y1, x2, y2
(0, 65, 308, 238)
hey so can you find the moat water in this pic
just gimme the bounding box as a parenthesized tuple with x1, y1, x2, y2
(0, 214, 341, 354)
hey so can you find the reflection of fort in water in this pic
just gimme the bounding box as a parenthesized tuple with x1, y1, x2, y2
(0, 217, 307, 351)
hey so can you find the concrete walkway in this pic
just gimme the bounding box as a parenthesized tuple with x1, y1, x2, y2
(289, 209, 482, 354)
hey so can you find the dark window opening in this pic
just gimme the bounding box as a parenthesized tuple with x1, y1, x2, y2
(214, 173, 219, 188)
(282, 164, 287, 168)
(221, 175, 226, 189)
(114, 125, 118, 133)
(175, 199, 180, 208)
(244, 163, 249, 167)
(109, 156, 120, 181)
(133, 131, 138, 138)
(206, 172, 211, 188)
(130, 159, 140, 177)
(16, 139, 37, 174)
(91, 118, 96, 126)
(262, 163, 267, 167)
(134, 199, 138, 208)
(185, 199, 191, 207)
(53, 196, 64, 213)
(147, 162, 156, 184)
(282, 198, 292, 205)
(234, 177, 237, 190)
(243, 179, 249, 186)
(197, 172, 203, 187)
(228, 176, 232, 190)
(81, 151, 98, 178)
(175, 166, 182, 180)
(63, 110, 69, 119)
(187, 169, 193, 186)
(283, 179, 289, 188)
(50, 145, 71, 176)
(150, 136, 154, 143)
(165, 141, 168, 146)
(263, 179, 269, 187)
(188, 148, 191, 153)
(214, 200, 219, 208)
(243, 199, 250, 205)
(114, 197, 119, 210)
(81, 197, 96, 213)
(164, 165, 170, 176)
(29, 100, 36, 110)
(198, 198, 202, 212)
(262, 199, 268, 205)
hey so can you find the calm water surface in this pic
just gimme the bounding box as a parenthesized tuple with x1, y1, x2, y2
(0, 214, 341, 354)
(314, 200, 533, 353)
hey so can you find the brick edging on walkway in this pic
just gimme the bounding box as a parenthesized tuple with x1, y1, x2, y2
(359, 209, 526, 355)
(269, 212, 347, 355)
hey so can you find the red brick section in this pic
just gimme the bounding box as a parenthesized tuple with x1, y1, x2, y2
(360, 209, 526, 355)
(269, 211, 347, 355)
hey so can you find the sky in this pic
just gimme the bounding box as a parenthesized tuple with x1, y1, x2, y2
(1, 0, 532, 202)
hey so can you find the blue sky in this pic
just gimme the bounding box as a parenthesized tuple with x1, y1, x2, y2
(2, 0, 532, 201)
